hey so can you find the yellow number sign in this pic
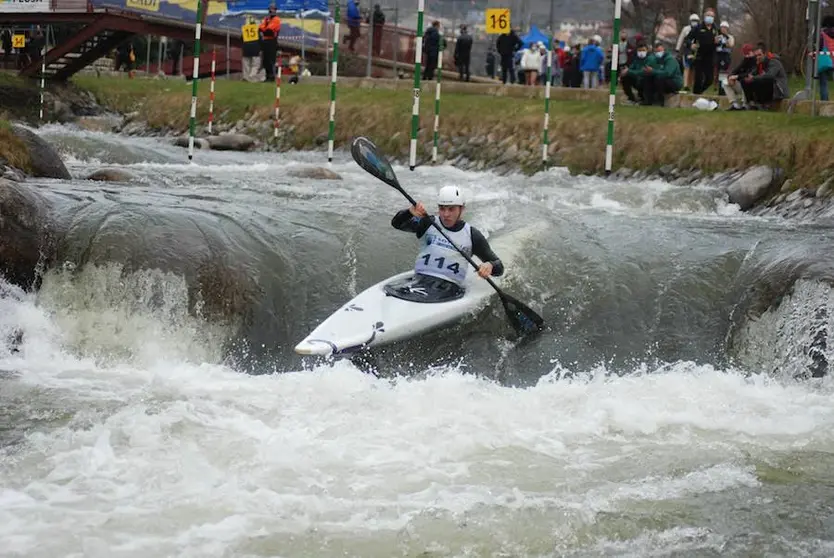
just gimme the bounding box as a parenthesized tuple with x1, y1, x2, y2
(242, 23, 258, 42)
(485, 9, 510, 34)
(12, 34, 25, 49)
(125, 0, 160, 11)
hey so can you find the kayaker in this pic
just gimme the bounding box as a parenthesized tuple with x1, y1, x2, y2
(390, 185, 504, 300)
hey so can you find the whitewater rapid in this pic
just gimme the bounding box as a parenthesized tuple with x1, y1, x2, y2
(3, 125, 834, 556)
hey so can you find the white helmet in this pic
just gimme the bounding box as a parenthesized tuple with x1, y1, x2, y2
(690, 13, 700, 22)
(437, 185, 465, 207)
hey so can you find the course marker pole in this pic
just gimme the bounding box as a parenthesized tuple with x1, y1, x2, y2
(327, 3, 340, 162)
(207, 46, 216, 133)
(605, 0, 622, 175)
(542, 44, 552, 166)
(409, 0, 425, 171)
(187, 0, 206, 161)
(431, 46, 442, 163)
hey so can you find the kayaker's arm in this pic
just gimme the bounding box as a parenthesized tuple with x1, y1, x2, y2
(471, 228, 505, 277)
(391, 209, 432, 237)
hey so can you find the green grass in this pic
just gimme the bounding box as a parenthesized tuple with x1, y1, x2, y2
(0, 74, 817, 187)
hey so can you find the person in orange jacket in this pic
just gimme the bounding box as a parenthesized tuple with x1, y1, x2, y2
(259, 3, 281, 81)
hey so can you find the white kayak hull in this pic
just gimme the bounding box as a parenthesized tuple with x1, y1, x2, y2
(294, 270, 496, 356)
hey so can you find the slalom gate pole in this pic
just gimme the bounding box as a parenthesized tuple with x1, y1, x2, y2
(207, 46, 216, 133)
(327, 3, 340, 162)
(274, 60, 282, 139)
(431, 45, 442, 163)
(542, 45, 552, 166)
(604, 0, 622, 175)
(187, 0, 206, 161)
(409, 0, 425, 170)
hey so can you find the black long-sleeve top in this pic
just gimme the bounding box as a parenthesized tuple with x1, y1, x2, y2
(391, 209, 505, 277)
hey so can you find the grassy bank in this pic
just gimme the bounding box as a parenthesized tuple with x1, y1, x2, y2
(0, 120, 32, 174)
(28, 74, 834, 186)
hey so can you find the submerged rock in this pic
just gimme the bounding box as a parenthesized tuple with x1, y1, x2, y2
(172, 135, 210, 150)
(287, 166, 343, 180)
(86, 168, 136, 182)
(727, 166, 779, 210)
(0, 179, 54, 289)
(10, 124, 71, 180)
(206, 134, 256, 151)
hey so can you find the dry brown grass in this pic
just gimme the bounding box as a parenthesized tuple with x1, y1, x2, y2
(72, 75, 834, 187)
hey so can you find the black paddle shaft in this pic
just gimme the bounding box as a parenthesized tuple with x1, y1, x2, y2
(349, 136, 545, 333)
(397, 188, 503, 293)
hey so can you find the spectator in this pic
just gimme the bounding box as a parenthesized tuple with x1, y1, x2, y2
(742, 42, 789, 110)
(485, 44, 496, 79)
(258, 3, 281, 81)
(715, 21, 735, 95)
(620, 40, 649, 104)
(521, 42, 542, 85)
(344, 0, 361, 52)
(241, 15, 264, 82)
(724, 43, 757, 110)
(553, 40, 567, 86)
(422, 20, 442, 80)
(676, 13, 699, 92)
(496, 27, 522, 84)
(454, 24, 473, 81)
(687, 7, 718, 94)
(641, 40, 682, 106)
(580, 37, 604, 88)
(371, 4, 385, 56)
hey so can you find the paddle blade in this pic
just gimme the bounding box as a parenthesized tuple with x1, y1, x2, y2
(350, 136, 401, 190)
(500, 293, 545, 335)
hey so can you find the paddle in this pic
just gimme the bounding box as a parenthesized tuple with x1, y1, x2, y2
(350, 136, 545, 335)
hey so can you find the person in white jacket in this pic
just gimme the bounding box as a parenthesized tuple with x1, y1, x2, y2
(676, 13, 700, 91)
(521, 42, 543, 85)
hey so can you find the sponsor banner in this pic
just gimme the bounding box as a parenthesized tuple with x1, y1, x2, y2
(0, 0, 51, 13)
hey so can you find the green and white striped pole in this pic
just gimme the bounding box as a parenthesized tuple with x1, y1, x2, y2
(542, 44, 552, 166)
(409, 0, 425, 171)
(431, 44, 442, 163)
(605, 0, 622, 175)
(327, 3, 340, 162)
(188, 0, 206, 161)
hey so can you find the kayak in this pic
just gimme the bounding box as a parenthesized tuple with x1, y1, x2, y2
(293, 220, 546, 357)
(293, 268, 497, 356)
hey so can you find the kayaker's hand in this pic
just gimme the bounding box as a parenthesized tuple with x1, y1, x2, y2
(409, 202, 427, 218)
(477, 262, 493, 278)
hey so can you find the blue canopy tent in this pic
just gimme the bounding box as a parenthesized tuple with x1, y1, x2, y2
(223, 0, 330, 17)
(520, 25, 551, 49)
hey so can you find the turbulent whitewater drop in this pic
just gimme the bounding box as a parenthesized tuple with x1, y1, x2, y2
(2, 125, 834, 556)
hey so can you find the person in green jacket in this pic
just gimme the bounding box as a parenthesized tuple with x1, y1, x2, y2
(641, 40, 683, 106)
(620, 40, 650, 103)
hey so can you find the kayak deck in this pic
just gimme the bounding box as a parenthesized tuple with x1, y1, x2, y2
(294, 271, 495, 356)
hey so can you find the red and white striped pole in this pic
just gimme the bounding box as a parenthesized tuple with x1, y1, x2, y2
(207, 46, 216, 133)
(273, 57, 282, 139)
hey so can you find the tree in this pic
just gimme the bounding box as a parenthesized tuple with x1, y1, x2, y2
(738, 0, 808, 73)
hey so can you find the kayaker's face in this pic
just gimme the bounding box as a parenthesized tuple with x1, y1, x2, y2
(438, 205, 462, 228)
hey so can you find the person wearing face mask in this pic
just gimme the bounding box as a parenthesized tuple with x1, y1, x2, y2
(676, 13, 700, 92)
(715, 21, 735, 95)
(724, 43, 757, 110)
(687, 8, 718, 94)
(641, 40, 682, 106)
(741, 42, 789, 110)
(620, 40, 649, 104)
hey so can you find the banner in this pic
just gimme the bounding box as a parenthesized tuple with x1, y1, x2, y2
(0, 0, 50, 13)
(224, 0, 329, 17)
(88, 0, 328, 47)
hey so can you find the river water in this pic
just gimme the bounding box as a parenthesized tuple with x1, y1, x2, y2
(2, 125, 834, 557)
